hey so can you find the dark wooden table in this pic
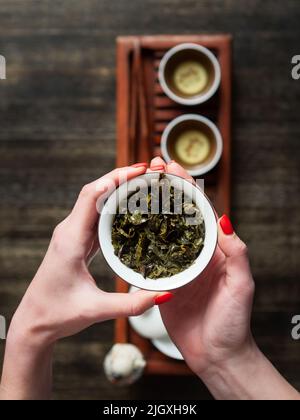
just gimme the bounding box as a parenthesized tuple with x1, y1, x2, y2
(0, 0, 300, 400)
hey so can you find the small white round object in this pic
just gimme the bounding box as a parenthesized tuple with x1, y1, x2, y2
(159, 43, 221, 106)
(103, 344, 146, 385)
(99, 172, 217, 292)
(161, 114, 223, 177)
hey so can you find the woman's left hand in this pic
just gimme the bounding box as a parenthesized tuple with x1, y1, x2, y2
(0, 163, 170, 400)
(10, 164, 169, 343)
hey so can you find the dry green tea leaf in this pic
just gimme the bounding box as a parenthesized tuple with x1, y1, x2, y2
(112, 175, 205, 279)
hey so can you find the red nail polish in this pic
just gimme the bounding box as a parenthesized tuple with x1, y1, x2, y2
(154, 292, 174, 305)
(131, 162, 148, 168)
(220, 214, 234, 235)
(151, 165, 165, 171)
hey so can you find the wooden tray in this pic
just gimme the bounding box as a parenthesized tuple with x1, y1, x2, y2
(115, 35, 232, 375)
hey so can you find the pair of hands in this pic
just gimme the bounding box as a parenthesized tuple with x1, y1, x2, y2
(3, 157, 255, 381)
(3, 157, 297, 400)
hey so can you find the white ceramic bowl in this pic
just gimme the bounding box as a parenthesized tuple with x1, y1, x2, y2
(152, 336, 184, 360)
(159, 43, 221, 106)
(128, 287, 168, 340)
(99, 173, 217, 291)
(128, 288, 184, 360)
(161, 114, 223, 177)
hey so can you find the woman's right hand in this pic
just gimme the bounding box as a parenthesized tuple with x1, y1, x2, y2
(160, 212, 257, 376)
(153, 157, 299, 400)
(149, 157, 255, 378)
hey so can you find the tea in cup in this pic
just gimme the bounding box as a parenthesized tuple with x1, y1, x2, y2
(159, 43, 221, 106)
(161, 114, 223, 176)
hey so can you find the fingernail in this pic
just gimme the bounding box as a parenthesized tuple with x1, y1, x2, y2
(220, 214, 234, 235)
(131, 162, 148, 168)
(154, 292, 174, 305)
(151, 165, 165, 171)
(169, 160, 177, 164)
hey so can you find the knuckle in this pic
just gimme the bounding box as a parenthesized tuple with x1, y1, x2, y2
(235, 240, 248, 257)
(51, 220, 70, 253)
(78, 305, 94, 323)
(79, 183, 92, 198)
(247, 279, 256, 295)
(237, 277, 255, 298)
(52, 222, 65, 241)
(233, 277, 255, 302)
(129, 301, 144, 317)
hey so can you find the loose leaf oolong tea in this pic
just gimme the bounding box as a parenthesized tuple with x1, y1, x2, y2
(112, 175, 206, 279)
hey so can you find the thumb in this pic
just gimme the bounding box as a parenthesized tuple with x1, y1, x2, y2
(218, 215, 254, 290)
(96, 290, 174, 320)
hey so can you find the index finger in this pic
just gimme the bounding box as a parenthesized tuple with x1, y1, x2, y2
(166, 161, 195, 184)
(69, 165, 148, 237)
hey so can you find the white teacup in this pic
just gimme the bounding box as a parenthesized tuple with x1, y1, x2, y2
(159, 43, 221, 106)
(161, 114, 223, 176)
(99, 172, 217, 291)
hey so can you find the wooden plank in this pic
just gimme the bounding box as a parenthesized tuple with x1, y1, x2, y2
(0, 0, 300, 400)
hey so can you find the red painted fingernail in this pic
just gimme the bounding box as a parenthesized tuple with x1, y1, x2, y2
(131, 162, 148, 168)
(220, 214, 234, 235)
(154, 292, 174, 305)
(151, 165, 165, 171)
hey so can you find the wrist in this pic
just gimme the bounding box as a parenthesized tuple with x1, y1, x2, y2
(7, 308, 56, 354)
(199, 339, 262, 400)
(1, 315, 54, 400)
(199, 339, 300, 400)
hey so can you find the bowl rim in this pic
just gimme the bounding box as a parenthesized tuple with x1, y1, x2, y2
(99, 172, 218, 291)
(158, 42, 221, 106)
(161, 113, 223, 176)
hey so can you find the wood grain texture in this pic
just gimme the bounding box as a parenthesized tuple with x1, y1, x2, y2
(115, 34, 232, 376)
(0, 0, 300, 400)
